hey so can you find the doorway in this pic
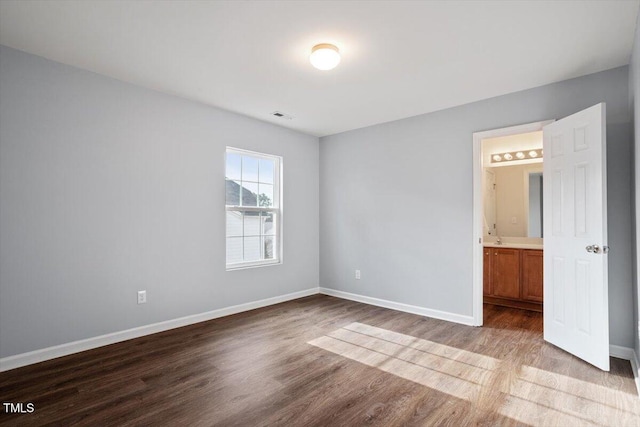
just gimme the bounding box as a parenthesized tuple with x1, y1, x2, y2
(472, 104, 611, 371)
(472, 120, 553, 327)
(480, 130, 544, 314)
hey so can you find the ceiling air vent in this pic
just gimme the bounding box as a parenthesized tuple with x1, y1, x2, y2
(271, 111, 293, 120)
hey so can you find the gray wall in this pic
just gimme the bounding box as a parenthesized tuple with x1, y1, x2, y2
(320, 66, 634, 348)
(0, 46, 320, 358)
(2, 42, 636, 359)
(630, 12, 640, 359)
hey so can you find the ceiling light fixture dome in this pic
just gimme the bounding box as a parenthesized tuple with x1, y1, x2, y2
(310, 43, 340, 70)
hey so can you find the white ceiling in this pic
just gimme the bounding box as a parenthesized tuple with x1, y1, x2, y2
(0, 1, 638, 137)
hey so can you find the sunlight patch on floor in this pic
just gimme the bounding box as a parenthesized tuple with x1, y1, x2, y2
(308, 322, 499, 401)
(343, 322, 499, 371)
(308, 322, 640, 426)
(498, 365, 640, 426)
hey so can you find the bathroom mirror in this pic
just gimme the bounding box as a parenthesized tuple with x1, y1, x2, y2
(483, 164, 543, 238)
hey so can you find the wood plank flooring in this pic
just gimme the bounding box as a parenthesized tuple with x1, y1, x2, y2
(1, 296, 638, 426)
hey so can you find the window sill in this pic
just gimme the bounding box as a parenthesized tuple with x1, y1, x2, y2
(226, 259, 282, 271)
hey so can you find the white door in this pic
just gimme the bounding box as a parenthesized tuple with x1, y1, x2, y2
(543, 103, 609, 371)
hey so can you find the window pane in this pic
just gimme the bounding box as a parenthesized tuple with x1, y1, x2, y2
(262, 212, 275, 235)
(244, 236, 261, 261)
(242, 156, 259, 182)
(226, 211, 243, 237)
(226, 149, 280, 267)
(244, 211, 260, 236)
(263, 236, 275, 259)
(258, 184, 273, 207)
(259, 159, 275, 184)
(225, 179, 240, 206)
(241, 182, 258, 206)
(226, 237, 243, 264)
(226, 153, 241, 180)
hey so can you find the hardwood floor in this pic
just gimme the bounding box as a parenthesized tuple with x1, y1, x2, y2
(1, 296, 638, 426)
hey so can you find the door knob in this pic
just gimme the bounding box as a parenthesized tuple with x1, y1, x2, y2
(586, 245, 601, 254)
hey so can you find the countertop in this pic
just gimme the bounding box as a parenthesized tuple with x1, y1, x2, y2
(483, 243, 543, 250)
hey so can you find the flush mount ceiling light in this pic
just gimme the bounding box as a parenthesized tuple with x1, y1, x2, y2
(310, 43, 340, 70)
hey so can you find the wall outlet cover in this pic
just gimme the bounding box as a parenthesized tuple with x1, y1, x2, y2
(137, 290, 147, 304)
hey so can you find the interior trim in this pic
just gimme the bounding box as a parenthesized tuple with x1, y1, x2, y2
(471, 120, 554, 326)
(319, 287, 476, 326)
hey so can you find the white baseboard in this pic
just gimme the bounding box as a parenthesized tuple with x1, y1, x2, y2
(631, 351, 640, 397)
(319, 287, 475, 326)
(610, 344, 635, 360)
(0, 287, 319, 372)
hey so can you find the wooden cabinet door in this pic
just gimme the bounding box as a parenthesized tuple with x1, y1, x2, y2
(522, 249, 543, 302)
(483, 249, 492, 295)
(492, 248, 520, 299)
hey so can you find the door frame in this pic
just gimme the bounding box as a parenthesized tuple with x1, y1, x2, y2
(472, 120, 554, 326)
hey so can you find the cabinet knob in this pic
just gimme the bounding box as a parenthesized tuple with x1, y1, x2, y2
(494, 253, 497, 255)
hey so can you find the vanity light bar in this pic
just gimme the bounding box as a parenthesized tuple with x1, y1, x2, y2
(491, 149, 543, 164)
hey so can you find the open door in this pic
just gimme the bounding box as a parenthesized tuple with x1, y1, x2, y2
(543, 103, 609, 371)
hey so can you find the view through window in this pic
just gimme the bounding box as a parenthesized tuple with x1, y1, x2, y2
(225, 148, 281, 268)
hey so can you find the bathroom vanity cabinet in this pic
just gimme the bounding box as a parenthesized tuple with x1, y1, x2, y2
(483, 247, 543, 312)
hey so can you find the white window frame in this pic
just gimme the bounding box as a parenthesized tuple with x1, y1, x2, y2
(225, 147, 282, 270)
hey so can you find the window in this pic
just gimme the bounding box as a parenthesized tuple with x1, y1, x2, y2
(225, 147, 281, 269)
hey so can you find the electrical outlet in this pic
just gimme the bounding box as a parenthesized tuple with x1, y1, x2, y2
(137, 290, 147, 304)
(355, 270, 361, 280)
